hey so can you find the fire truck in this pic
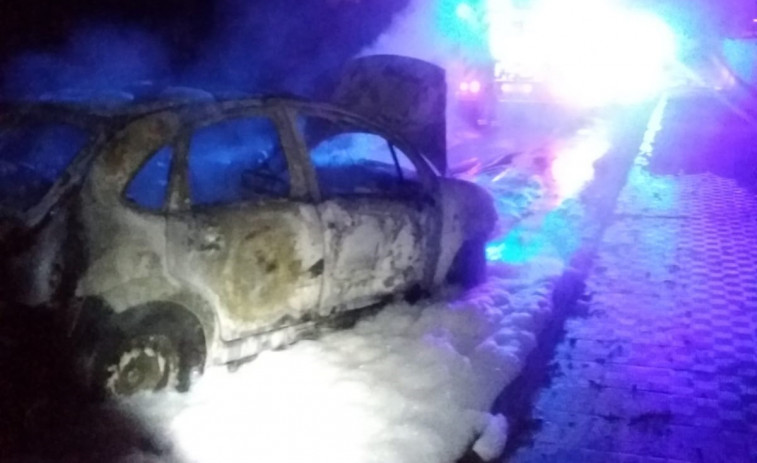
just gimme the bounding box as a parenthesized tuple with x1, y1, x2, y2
(451, 0, 553, 127)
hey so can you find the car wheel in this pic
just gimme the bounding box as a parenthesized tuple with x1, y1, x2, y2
(447, 237, 487, 289)
(96, 323, 180, 396)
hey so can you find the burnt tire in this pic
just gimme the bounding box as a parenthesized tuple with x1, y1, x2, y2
(447, 238, 487, 289)
(94, 319, 183, 397)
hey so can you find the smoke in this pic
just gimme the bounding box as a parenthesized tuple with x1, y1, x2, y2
(360, 0, 470, 69)
(1, 0, 410, 99)
(181, 0, 411, 95)
(361, 0, 447, 64)
(358, 0, 487, 135)
(2, 25, 171, 98)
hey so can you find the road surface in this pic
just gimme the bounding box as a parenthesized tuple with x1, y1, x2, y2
(484, 91, 757, 463)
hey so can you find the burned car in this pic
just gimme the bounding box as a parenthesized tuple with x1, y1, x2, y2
(0, 56, 496, 395)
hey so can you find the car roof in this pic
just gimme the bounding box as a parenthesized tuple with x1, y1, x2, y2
(0, 87, 439, 229)
(0, 88, 428, 168)
(0, 88, 283, 122)
(0, 87, 397, 137)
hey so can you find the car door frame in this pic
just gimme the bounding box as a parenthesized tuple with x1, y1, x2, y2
(163, 102, 328, 341)
(290, 103, 444, 311)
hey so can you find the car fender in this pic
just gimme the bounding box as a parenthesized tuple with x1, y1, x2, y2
(433, 178, 497, 285)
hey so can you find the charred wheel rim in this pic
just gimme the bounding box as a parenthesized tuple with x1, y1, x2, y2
(105, 334, 179, 396)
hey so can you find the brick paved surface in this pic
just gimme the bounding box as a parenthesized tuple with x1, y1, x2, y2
(508, 138, 757, 461)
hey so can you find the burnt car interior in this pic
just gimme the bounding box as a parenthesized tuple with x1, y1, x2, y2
(298, 114, 424, 198)
(125, 115, 292, 212)
(126, 110, 428, 212)
(189, 116, 291, 204)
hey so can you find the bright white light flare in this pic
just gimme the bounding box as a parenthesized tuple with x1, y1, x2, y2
(550, 122, 611, 199)
(487, 0, 678, 106)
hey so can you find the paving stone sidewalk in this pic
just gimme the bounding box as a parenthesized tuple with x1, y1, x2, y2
(508, 145, 757, 461)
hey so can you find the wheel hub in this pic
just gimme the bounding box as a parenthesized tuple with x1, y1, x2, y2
(106, 334, 178, 396)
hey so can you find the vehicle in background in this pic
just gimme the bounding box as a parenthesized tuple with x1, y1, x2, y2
(450, 0, 678, 122)
(451, 1, 554, 127)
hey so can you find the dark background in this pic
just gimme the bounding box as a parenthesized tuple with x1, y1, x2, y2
(0, 0, 750, 98)
(0, 0, 409, 97)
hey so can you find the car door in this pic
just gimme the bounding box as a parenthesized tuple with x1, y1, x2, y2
(165, 111, 325, 341)
(297, 112, 440, 310)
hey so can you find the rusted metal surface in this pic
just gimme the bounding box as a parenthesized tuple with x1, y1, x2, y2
(166, 202, 326, 342)
(0, 68, 495, 372)
(317, 197, 434, 311)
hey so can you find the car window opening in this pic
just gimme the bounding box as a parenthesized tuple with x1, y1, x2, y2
(388, 141, 405, 182)
(188, 117, 291, 207)
(124, 146, 173, 212)
(299, 116, 419, 198)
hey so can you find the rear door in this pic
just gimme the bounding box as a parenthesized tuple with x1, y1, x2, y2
(297, 112, 440, 310)
(166, 111, 325, 341)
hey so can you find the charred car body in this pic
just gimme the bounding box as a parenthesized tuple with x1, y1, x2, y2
(0, 56, 496, 395)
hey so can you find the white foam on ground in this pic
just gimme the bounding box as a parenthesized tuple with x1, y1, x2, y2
(120, 127, 572, 463)
(118, 61, 588, 461)
(125, 255, 561, 463)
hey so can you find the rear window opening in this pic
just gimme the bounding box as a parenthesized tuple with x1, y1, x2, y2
(124, 146, 173, 211)
(298, 116, 421, 198)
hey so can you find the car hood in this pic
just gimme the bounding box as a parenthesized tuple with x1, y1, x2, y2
(332, 55, 448, 175)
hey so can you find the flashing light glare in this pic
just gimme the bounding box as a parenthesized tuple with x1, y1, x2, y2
(486, 0, 678, 106)
(469, 80, 481, 93)
(500, 83, 533, 94)
(456, 2, 476, 21)
(550, 124, 611, 199)
(459, 81, 470, 92)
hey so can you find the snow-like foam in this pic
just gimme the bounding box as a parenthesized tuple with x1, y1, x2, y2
(120, 113, 573, 463)
(125, 256, 561, 463)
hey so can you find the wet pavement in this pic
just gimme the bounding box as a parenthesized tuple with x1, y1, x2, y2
(505, 95, 757, 462)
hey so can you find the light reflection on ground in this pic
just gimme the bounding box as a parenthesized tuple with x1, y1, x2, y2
(548, 121, 611, 200)
(479, 114, 611, 264)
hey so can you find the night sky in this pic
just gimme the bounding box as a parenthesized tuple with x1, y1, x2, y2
(0, 0, 211, 61)
(0, 0, 409, 96)
(0, 0, 750, 97)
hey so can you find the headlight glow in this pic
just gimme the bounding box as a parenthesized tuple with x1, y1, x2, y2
(485, 0, 678, 106)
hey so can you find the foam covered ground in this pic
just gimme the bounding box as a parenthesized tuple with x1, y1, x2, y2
(121, 161, 570, 463)
(126, 258, 562, 463)
(117, 127, 586, 463)
(114, 77, 607, 462)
